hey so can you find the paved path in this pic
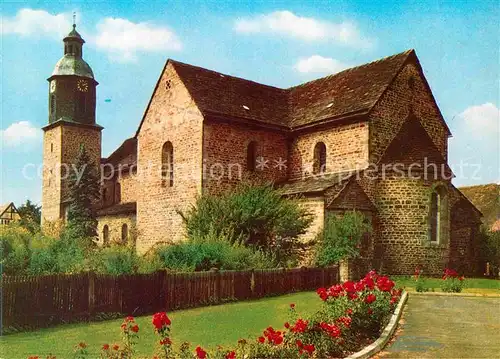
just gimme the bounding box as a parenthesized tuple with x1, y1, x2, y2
(380, 295, 500, 358)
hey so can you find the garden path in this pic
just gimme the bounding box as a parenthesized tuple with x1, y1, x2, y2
(379, 294, 500, 358)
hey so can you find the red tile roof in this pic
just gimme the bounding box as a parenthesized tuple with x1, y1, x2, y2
(169, 49, 414, 129)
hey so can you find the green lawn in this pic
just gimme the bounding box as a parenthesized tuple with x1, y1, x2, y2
(0, 292, 321, 359)
(394, 276, 500, 294)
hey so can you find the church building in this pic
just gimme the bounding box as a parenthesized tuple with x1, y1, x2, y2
(41, 25, 482, 275)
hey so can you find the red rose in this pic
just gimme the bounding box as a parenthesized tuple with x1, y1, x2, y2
(291, 318, 309, 333)
(290, 303, 295, 309)
(342, 281, 356, 293)
(296, 339, 303, 347)
(195, 346, 207, 359)
(125, 316, 134, 322)
(365, 293, 376, 304)
(78, 342, 87, 349)
(152, 312, 171, 330)
(367, 308, 373, 315)
(284, 322, 290, 328)
(303, 344, 315, 355)
(102, 344, 110, 350)
(131, 324, 139, 333)
(226, 351, 236, 359)
(258, 336, 265, 343)
(346, 308, 353, 315)
(160, 338, 172, 346)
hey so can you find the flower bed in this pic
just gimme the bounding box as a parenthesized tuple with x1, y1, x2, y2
(414, 267, 466, 293)
(27, 271, 402, 359)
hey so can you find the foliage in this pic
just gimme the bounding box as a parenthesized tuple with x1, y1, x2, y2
(314, 211, 372, 267)
(440, 268, 465, 293)
(478, 226, 500, 275)
(0, 223, 32, 275)
(179, 182, 312, 265)
(26, 271, 401, 359)
(413, 268, 431, 292)
(17, 200, 41, 234)
(154, 229, 277, 272)
(91, 245, 140, 275)
(67, 145, 101, 238)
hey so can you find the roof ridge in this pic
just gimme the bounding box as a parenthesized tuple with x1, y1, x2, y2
(169, 59, 287, 92)
(287, 49, 414, 91)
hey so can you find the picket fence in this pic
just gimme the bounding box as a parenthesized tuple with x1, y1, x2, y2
(0, 266, 338, 331)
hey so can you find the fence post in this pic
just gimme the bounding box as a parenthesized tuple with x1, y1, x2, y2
(212, 268, 221, 303)
(250, 269, 255, 298)
(88, 272, 95, 318)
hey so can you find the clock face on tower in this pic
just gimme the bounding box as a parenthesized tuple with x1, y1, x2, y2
(50, 80, 56, 93)
(77, 79, 89, 92)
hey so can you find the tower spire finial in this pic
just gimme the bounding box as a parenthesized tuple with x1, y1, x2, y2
(72, 12, 76, 28)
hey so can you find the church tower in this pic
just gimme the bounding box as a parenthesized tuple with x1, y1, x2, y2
(42, 24, 102, 227)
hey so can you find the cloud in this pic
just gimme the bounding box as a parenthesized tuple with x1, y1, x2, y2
(0, 8, 71, 38)
(458, 103, 500, 138)
(295, 55, 349, 74)
(234, 10, 373, 48)
(94, 18, 182, 62)
(0, 121, 41, 147)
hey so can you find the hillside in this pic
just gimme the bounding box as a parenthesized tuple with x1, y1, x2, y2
(459, 183, 499, 229)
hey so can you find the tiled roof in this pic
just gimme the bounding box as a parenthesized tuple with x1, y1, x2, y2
(102, 137, 137, 168)
(169, 49, 414, 129)
(97, 202, 136, 216)
(279, 172, 354, 195)
(288, 51, 412, 127)
(171, 61, 289, 127)
(0, 203, 12, 217)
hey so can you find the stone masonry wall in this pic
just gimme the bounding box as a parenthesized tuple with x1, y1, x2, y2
(374, 177, 450, 275)
(297, 196, 325, 243)
(136, 62, 204, 253)
(370, 63, 449, 164)
(289, 122, 369, 180)
(202, 121, 288, 194)
(42, 126, 63, 224)
(42, 124, 101, 226)
(97, 214, 136, 245)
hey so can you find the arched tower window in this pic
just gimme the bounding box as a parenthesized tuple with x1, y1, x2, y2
(313, 142, 327, 174)
(247, 141, 257, 171)
(161, 141, 174, 187)
(103, 225, 109, 245)
(121, 224, 128, 244)
(50, 95, 56, 116)
(77, 92, 87, 115)
(429, 185, 448, 243)
(114, 182, 121, 204)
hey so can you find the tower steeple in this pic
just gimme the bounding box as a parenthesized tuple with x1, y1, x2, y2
(42, 22, 103, 228)
(47, 22, 98, 125)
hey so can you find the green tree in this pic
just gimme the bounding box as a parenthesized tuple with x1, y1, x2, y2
(315, 211, 372, 267)
(67, 145, 101, 238)
(17, 200, 41, 233)
(179, 182, 312, 265)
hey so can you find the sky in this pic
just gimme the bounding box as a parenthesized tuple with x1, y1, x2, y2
(1, 0, 499, 206)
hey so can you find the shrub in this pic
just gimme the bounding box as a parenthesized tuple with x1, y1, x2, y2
(314, 211, 372, 267)
(154, 230, 277, 272)
(413, 268, 431, 292)
(0, 224, 32, 275)
(179, 182, 312, 265)
(441, 268, 465, 293)
(91, 246, 139, 275)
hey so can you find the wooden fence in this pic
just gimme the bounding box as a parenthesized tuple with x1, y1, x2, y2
(1, 266, 338, 331)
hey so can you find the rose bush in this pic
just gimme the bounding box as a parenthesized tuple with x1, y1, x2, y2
(27, 271, 402, 359)
(441, 268, 465, 293)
